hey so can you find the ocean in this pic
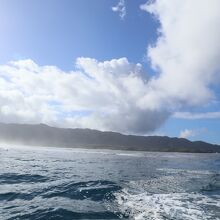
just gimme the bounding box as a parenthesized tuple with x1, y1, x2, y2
(0, 145, 220, 220)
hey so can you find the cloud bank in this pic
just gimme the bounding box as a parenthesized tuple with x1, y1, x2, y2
(0, 0, 220, 134)
(0, 58, 169, 133)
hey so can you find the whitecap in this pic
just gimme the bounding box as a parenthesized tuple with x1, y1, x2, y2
(113, 178, 220, 220)
(114, 189, 220, 220)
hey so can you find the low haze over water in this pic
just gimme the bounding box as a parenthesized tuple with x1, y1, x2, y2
(0, 145, 220, 220)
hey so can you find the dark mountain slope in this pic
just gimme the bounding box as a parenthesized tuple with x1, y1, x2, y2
(0, 123, 219, 153)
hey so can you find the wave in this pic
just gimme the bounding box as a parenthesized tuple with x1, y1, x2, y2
(42, 180, 121, 201)
(114, 189, 220, 220)
(9, 208, 120, 220)
(0, 179, 124, 219)
(112, 172, 220, 220)
(0, 173, 49, 184)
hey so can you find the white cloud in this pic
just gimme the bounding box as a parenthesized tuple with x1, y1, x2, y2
(0, 58, 169, 133)
(179, 128, 207, 139)
(173, 111, 220, 120)
(140, 0, 220, 109)
(0, 1, 220, 134)
(179, 129, 197, 139)
(112, 0, 126, 20)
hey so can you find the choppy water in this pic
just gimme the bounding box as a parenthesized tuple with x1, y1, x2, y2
(0, 145, 220, 220)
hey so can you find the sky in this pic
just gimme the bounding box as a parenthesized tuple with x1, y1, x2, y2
(0, 0, 220, 144)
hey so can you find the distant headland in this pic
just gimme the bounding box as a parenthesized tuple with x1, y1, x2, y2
(0, 123, 219, 153)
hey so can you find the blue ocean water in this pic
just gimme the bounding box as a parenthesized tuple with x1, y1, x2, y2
(0, 145, 220, 220)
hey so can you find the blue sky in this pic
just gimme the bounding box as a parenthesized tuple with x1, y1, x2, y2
(0, 0, 157, 70)
(0, 0, 220, 144)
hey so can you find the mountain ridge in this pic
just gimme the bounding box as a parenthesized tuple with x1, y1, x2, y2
(0, 123, 219, 153)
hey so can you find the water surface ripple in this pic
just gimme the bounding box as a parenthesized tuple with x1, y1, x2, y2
(0, 146, 220, 219)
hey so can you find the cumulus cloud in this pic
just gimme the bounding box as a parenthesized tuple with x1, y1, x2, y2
(0, 58, 169, 133)
(140, 0, 220, 109)
(112, 0, 126, 20)
(1, 1, 220, 134)
(179, 128, 207, 139)
(179, 129, 197, 139)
